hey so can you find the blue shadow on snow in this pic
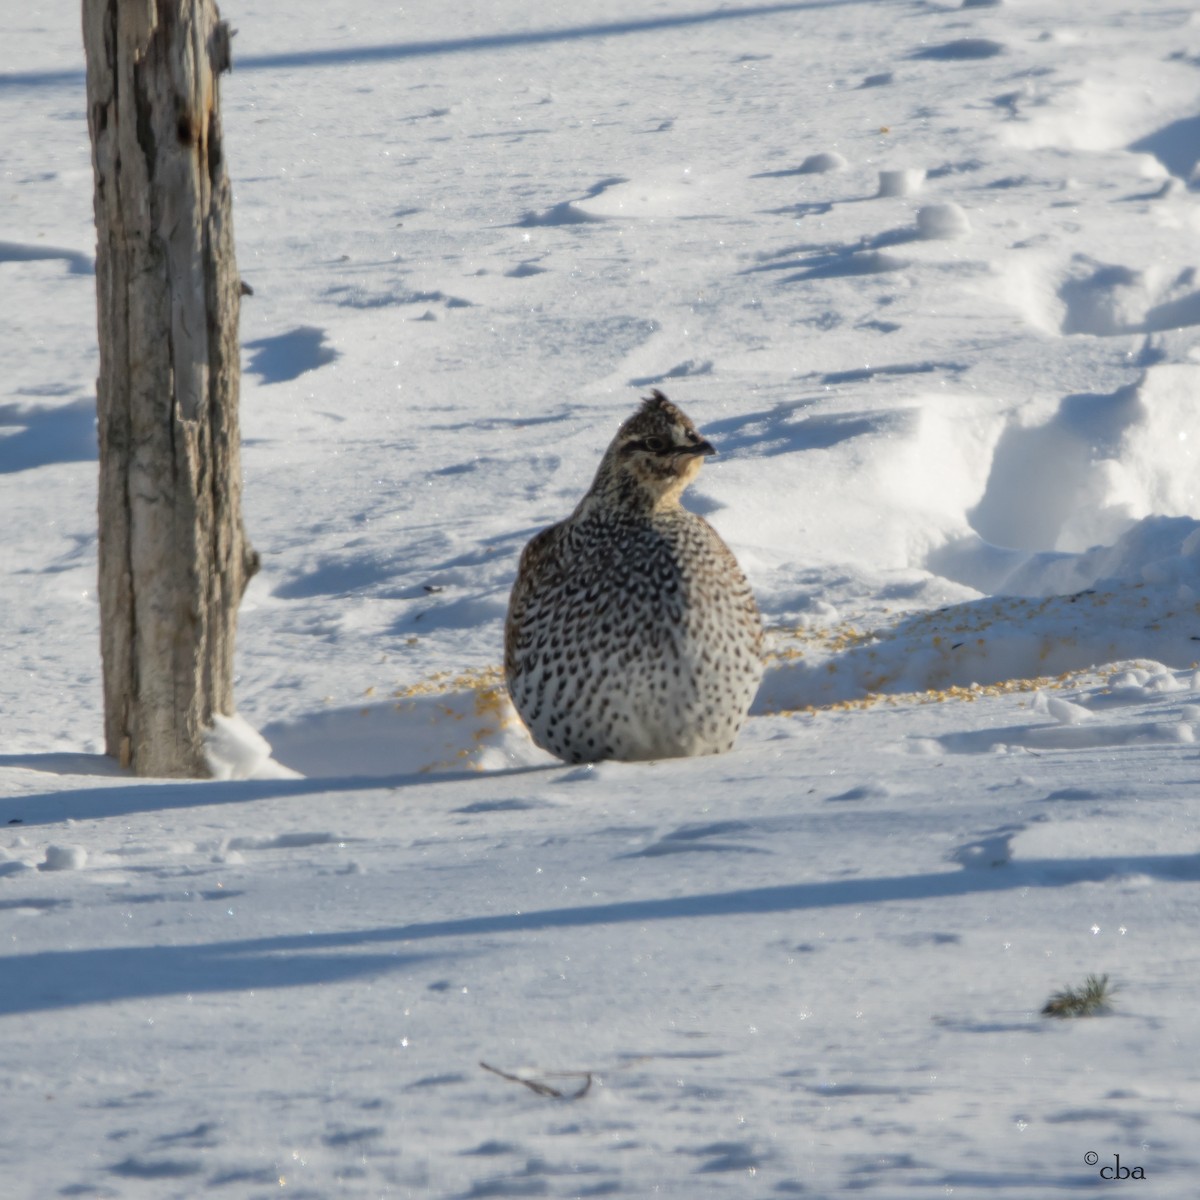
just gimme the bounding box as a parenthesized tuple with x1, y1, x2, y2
(0, 1, 882, 89)
(0, 766, 560, 828)
(2, 848, 1197, 1014)
(0, 942, 442, 1016)
(0, 399, 97, 473)
(242, 325, 338, 384)
(0, 239, 93, 274)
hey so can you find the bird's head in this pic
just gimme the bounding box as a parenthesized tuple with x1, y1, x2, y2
(592, 390, 715, 509)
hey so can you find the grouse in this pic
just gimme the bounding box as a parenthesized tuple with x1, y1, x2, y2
(505, 390, 764, 763)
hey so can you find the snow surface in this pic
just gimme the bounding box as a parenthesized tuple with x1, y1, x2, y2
(4, 0, 1200, 1195)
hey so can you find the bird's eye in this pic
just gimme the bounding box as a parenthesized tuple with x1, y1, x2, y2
(643, 436, 667, 453)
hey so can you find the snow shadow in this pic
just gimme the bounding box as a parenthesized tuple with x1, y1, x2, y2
(1142, 290, 1200, 333)
(750, 211, 967, 281)
(0, 940, 440, 1016)
(515, 176, 628, 227)
(0, 753, 124, 778)
(272, 554, 398, 600)
(783, 248, 909, 283)
(5, 849, 1195, 1015)
(326, 284, 474, 311)
(629, 358, 714, 387)
(0, 67, 83, 89)
(242, 325, 337, 384)
(231, 2, 871, 72)
(334, 849, 1200, 942)
(908, 38, 1005, 61)
(968, 381, 1139, 552)
(391, 590, 510, 636)
(0, 398, 97, 473)
(1057, 259, 1200, 336)
(0, 765, 557, 827)
(1128, 115, 1200, 185)
(0, 239, 93, 274)
(698, 397, 906, 458)
(821, 360, 967, 386)
(0, 778, 360, 827)
(517, 200, 607, 227)
(276, 523, 527, 604)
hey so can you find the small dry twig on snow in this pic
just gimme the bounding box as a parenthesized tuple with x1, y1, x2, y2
(479, 1061, 593, 1100)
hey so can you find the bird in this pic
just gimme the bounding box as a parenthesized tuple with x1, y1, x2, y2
(505, 390, 764, 763)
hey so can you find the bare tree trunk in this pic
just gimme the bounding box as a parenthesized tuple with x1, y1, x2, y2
(84, 0, 257, 777)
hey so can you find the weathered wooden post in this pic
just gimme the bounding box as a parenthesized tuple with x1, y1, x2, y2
(83, 0, 258, 776)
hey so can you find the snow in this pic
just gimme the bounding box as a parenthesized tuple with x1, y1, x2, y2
(3, 0, 1200, 1194)
(204, 713, 301, 782)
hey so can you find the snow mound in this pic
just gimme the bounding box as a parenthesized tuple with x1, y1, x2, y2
(203, 714, 301, 781)
(916, 203, 970, 239)
(260, 672, 550, 777)
(932, 516, 1200, 602)
(759, 571, 1200, 709)
(38, 845, 87, 872)
(799, 151, 848, 174)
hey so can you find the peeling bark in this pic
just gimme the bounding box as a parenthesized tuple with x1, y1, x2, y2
(84, 0, 258, 777)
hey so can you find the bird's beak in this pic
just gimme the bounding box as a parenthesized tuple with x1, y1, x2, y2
(683, 439, 716, 457)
